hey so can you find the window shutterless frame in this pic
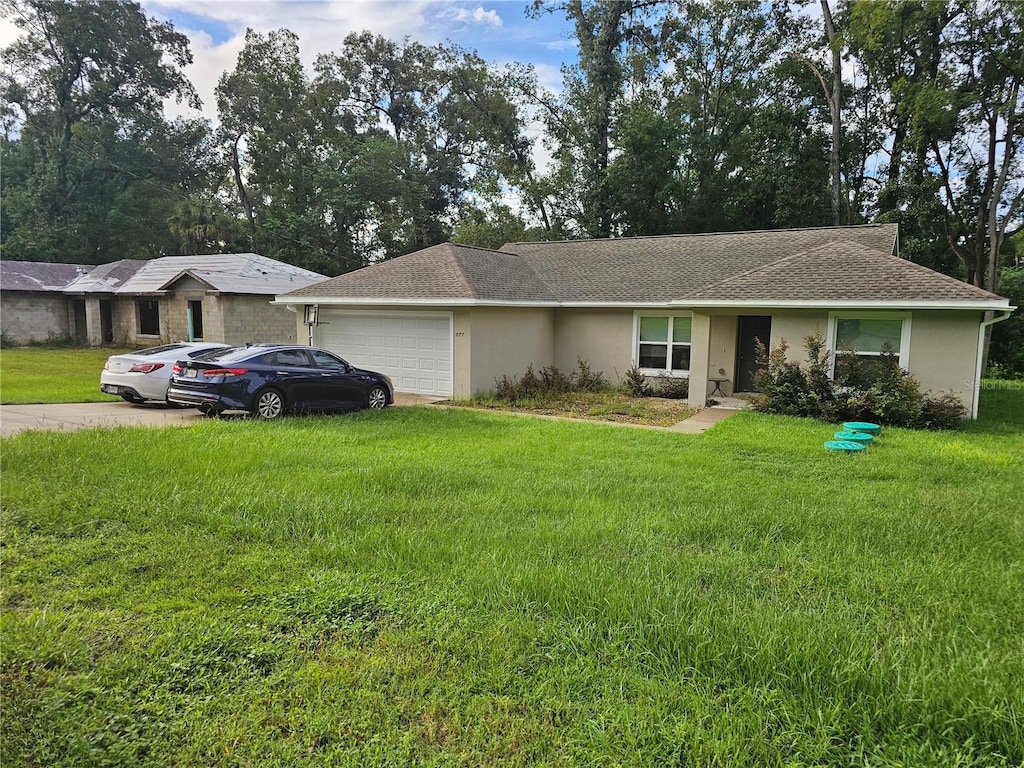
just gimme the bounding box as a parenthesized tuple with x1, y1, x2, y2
(826, 311, 911, 376)
(633, 313, 693, 376)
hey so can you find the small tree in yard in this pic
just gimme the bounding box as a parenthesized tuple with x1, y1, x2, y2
(754, 332, 965, 429)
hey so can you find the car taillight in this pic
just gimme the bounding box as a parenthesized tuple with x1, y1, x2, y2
(128, 362, 164, 374)
(202, 368, 247, 377)
(172, 364, 184, 375)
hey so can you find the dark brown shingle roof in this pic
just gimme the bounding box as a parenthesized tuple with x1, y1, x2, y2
(283, 243, 556, 302)
(281, 224, 1009, 307)
(681, 241, 1002, 302)
(504, 224, 901, 303)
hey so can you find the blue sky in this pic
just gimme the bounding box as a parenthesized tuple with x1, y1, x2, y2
(138, 0, 577, 122)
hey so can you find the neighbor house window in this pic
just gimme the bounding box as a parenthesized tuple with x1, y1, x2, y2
(829, 313, 910, 383)
(188, 300, 204, 339)
(138, 299, 160, 336)
(637, 315, 692, 374)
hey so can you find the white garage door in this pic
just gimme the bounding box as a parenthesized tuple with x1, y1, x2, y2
(317, 311, 452, 396)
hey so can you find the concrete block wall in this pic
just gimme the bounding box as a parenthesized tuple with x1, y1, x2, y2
(218, 295, 299, 345)
(111, 299, 137, 344)
(160, 293, 209, 342)
(0, 292, 73, 343)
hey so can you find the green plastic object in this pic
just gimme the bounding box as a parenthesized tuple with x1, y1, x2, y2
(834, 431, 873, 443)
(825, 440, 866, 452)
(843, 421, 881, 434)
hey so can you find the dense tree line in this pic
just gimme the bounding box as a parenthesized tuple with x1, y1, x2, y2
(2, 1, 1021, 300)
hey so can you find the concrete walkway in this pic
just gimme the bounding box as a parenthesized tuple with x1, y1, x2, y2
(0, 393, 443, 437)
(668, 405, 744, 434)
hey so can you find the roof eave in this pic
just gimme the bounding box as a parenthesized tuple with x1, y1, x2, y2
(271, 296, 1014, 311)
(675, 298, 1014, 311)
(271, 296, 561, 307)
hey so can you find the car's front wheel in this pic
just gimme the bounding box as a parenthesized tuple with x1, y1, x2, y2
(252, 388, 285, 419)
(367, 385, 388, 410)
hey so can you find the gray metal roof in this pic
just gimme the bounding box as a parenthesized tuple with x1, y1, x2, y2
(58, 253, 326, 296)
(63, 260, 148, 293)
(0, 260, 92, 292)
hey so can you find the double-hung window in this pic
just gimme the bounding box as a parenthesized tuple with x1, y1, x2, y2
(637, 315, 692, 374)
(829, 312, 910, 383)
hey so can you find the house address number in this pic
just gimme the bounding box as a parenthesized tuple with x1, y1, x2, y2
(455, 332, 465, 337)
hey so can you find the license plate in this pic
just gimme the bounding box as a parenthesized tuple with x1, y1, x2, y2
(185, 369, 198, 378)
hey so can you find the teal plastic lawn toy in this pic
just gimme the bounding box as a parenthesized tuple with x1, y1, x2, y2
(834, 431, 873, 443)
(843, 421, 881, 434)
(825, 440, 866, 453)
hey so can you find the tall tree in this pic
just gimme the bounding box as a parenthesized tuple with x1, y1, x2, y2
(1, 0, 198, 262)
(848, 1, 1023, 289)
(532, 0, 656, 237)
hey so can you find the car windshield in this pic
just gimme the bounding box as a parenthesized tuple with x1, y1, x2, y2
(198, 345, 272, 364)
(189, 346, 231, 360)
(134, 344, 187, 356)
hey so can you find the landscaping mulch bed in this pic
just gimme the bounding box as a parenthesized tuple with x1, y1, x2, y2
(457, 391, 698, 427)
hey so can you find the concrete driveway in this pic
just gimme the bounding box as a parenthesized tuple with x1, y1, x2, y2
(0, 393, 443, 437)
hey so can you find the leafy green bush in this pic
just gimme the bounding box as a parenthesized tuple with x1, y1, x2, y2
(988, 267, 1024, 376)
(753, 332, 966, 429)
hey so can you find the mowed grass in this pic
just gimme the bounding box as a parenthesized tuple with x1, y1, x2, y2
(0, 346, 131, 404)
(1, 388, 1022, 766)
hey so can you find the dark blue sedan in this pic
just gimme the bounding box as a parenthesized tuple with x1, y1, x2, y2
(166, 344, 394, 418)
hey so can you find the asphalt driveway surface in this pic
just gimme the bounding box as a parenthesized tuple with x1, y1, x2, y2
(0, 394, 443, 437)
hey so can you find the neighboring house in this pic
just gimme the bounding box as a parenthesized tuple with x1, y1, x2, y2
(1, 254, 327, 347)
(0, 261, 92, 344)
(275, 224, 1015, 418)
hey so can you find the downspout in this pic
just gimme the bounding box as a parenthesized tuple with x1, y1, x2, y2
(972, 309, 1014, 419)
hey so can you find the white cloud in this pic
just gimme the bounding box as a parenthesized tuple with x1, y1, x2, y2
(450, 6, 503, 28)
(542, 38, 576, 52)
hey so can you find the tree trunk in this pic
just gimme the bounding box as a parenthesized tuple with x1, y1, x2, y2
(821, 0, 841, 226)
(231, 135, 257, 250)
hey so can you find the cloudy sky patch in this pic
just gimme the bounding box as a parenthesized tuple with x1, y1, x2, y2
(449, 6, 504, 27)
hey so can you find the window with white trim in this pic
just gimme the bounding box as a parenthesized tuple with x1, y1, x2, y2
(637, 315, 691, 374)
(829, 313, 910, 384)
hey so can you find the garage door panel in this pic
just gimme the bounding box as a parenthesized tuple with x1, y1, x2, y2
(319, 312, 452, 396)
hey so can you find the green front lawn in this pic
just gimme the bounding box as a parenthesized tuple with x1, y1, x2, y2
(2, 386, 1021, 766)
(0, 346, 131, 404)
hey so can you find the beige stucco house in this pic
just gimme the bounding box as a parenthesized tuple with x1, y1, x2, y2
(275, 224, 1014, 418)
(1, 254, 326, 348)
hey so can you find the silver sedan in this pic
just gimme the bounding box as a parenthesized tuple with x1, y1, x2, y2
(100, 342, 229, 404)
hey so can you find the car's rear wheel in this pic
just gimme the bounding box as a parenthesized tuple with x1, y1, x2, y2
(252, 388, 285, 419)
(367, 385, 388, 410)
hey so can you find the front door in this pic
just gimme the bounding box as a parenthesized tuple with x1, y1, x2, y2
(735, 315, 772, 392)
